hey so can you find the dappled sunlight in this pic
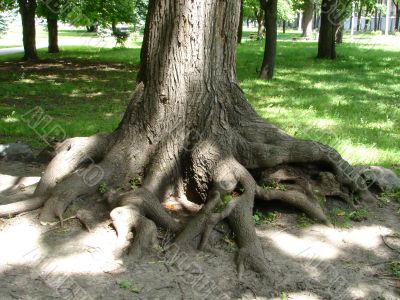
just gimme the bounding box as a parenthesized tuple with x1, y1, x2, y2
(262, 228, 340, 260)
(0, 218, 45, 267)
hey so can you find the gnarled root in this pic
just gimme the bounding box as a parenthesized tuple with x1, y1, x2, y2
(109, 187, 181, 260)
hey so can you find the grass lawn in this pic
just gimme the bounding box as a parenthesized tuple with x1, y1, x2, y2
(0, 32, 399, 170)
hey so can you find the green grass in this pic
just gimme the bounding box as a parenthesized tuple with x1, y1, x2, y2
(0, 45, 20, 49)
(0, 33, 399, 170)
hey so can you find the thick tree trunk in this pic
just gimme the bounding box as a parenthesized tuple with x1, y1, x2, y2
(47, 17, 59, 53)
(259, 0, 278, 80)
(18, 0, 38, 60)
(238, 0, 243, 43)
(302, 0, 314, 38)
(318, 0, 337, 59)
(1, 0, 377, 278)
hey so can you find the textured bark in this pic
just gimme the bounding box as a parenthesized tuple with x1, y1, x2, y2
(259, 0, 278, 80)
(1, 0, 377, 278)
(318, 0, 337, 59)
(47, 17, 59, 53)
(302, 0, 314, 38)
(18, 0, 38, 60)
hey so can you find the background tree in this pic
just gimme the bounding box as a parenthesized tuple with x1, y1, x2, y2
(393, 0, 399, 31)
(36, 0, 69, 53)
(302, 0, 315, 37)
(243, 0, 265, 38)
(18, 0, 38, 60)
(278, 0, 297, 33)
(318, 0, 351, 59)
(260, 0, 278, 80)
(238, 0, 244, 43)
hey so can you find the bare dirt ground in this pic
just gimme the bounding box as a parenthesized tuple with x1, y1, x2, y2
(0, 160, 399, 300)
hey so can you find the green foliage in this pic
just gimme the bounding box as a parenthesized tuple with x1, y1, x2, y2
(297, 213, 316, 227)
(253, 210, 278, 225)
(329, 207, 369, 227)
(118, 281, 140, 293)
(389, 261, 400, 278)
(261, 181, 286, 191)
(129, 176, 143, 190)
(348, 208, 369, 222)
(378, 189, 400, 204)
(98, 182, 108, 194)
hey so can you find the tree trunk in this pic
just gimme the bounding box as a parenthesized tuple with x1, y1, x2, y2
(378, 0, 382, 30)
(282, 20, 286, 33)
(395, 2, 399, 31)
(259, 0, 278, 80)
(111, 21, 117, 35)
(47, 17, 59, 53)
(1, 0, 377, 278)
(18, 0, 38, 60)
(357, 5, 362, 31)
(318, 0, 337, 59)
(374, 4, 378, 31)
(238, 0, 243, 43)
(256, 9, 265, 39)
(302, 0, 314, 38)
(335, 22, 344, 43)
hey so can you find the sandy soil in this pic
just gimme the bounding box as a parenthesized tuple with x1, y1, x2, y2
(0, 160, 399, 300)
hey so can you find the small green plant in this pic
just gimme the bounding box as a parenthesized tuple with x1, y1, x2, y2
(378, 189, 400, 204)
(297, 213, 316, 228)
(215, 194, 233, 213)
(261, 181, 286, 191)
(389, 261, 400, 278)
(98, 182, 108, 194)
(281, 291, 288, 300)
(118, 281, 140, 293)
(348, 208, 369, 222)
(253, 210, 277, 225)
(129, 176, 143, 190)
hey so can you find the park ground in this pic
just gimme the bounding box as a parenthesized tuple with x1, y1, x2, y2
(0, 29, 399, 299)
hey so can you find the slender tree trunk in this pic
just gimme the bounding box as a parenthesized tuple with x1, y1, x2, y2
(395, 2, 399, 31)
(256, 10, 265, 39)
(357, 5, 363, 31)
(385, 0, 392, 35)
(318, 0, 337, 59)
(238, 0, 243, 43)
(282, 20, 286, 33)
(302, 0, 314, 38)
(259, 0, 278, 80)
(111, 21, 117, 35)
(298, 12, 303, 31)
(47, 17, 59, 53)
(18, 0, 38, 60)
(378, 0, 382, 30)
(336, 22, 344, 43)
(374, 4, 378, 31)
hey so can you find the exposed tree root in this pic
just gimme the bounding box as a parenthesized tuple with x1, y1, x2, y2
(0, 196, 44, 217)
